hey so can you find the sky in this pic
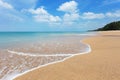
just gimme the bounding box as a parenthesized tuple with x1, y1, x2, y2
(0, 0, 120, 31)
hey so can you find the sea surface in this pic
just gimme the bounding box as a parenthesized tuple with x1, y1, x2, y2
(0, 32, 96, 80)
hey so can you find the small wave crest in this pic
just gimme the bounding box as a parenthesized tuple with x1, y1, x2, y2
(0, 33, 93, 80)
(7, 50, 73, 57)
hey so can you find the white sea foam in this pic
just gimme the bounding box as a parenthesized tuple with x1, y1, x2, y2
(1, 72, 20, 80)
(49, 32, 97, 36)
(0, 33, 96, 80)
(11, 42, 91, 80)
(7, 50, 73, 57)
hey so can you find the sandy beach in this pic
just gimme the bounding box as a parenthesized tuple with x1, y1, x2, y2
(14, 31, 120, 80)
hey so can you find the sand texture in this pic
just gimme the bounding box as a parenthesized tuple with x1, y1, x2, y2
(14, 31, 120, 80)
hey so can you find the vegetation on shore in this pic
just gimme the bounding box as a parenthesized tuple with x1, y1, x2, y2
(95, 21, 120, 31)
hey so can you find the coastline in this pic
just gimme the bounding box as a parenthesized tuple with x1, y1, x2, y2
(11, 38, 91, 80)
(14, 31, 120, 80)
(0, 32, 93, 80)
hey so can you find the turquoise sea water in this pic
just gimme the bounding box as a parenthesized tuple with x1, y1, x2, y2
(0, 31, 96, 80)
(0, 32, 89, 48)
(0, 32, 48, 48)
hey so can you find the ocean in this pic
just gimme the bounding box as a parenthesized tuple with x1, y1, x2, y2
(0, 32, 96, 80)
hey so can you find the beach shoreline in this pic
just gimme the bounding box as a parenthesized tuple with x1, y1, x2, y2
(14, 31, 120, 80)
(0, 32, 94, 80)
(11, 38, 92, 80)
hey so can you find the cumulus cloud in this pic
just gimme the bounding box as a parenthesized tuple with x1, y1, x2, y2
(24, 0, 120, 27)
(29, 7, 61, 23)
(26, 1, 80, 26)
(63, 13, 80, 22)
(81, 10, 120, 20)
(29, 6, 48, 15)
(0, 0, 13, 9)
(82, 12, 105, 19)
(0, 0, 24, 22)
(57, 1, 80, 25)
(106, 10, 120, 18)
(57, 0, 78, 13)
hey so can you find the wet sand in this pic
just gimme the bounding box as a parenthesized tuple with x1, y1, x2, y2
(14, 31, 120, 80)
(8, 36, 88, 55)
(0, 51, 67, 80)
(0, 35, 90, 80)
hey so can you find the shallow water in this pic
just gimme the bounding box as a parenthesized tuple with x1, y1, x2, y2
(0, 32, 95, 80)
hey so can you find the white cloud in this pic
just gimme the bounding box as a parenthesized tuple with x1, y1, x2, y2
(63, 13, 80, 22)
(57, 1, 78, 13)
(29, 7, 61, 23)
(34, 15, 61, 23)
(82, 12, 105, 19)
(29, 6, 48, 15)
(0, 0, 13, 9)
(28, 1, 80, 26)
(81, 10, 120, 19)
(106, 10, 120, 18)
(26, 0, 120, 27)
(57, 1, 80, 25)
(0, 0, 24, 22)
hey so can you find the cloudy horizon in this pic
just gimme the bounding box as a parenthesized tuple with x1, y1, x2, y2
(0, 0, 120, 31)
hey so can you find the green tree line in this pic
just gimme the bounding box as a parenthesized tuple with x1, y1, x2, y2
(95, 21, 120, 31)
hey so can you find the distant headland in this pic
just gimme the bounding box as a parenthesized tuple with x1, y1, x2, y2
(94, 21, 120, 31)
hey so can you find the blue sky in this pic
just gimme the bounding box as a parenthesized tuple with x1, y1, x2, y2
(0, 0, 120, 31)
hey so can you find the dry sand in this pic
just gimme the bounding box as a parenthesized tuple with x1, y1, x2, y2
(14, 31, 120, 80)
